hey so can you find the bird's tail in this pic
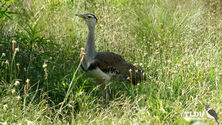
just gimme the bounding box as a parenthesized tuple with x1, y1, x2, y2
(216, 119, 220, 125)
(130, 68, 146, 85)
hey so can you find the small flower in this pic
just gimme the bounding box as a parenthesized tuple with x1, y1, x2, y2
(143, 53, 148, 58)
(67, 104, 72, 108)
(42, 62, 47, 69)
(24, 68, 27, 72)
(184, 62, 188, 66)
(80, 48, 85, 57)
(2, 122, 7, 125)
(3, 104, 8, 110)
(133, 63, 138, 67)
(16, 63, 20, 67)
(26, 79, 30, 84)
(47, 40, 50, 43)
(16, 63, 20, 70)
(129, 69, 132, 72)
(15, 48, 19, 53)
(127, 77, 130, 80)
(11, 89, 16, 94)
(12, 40, 16, 44)
(5, 60, 9, 65)
(14, 80, 20, 86)
(1, 53, 6, 57)
(16, 96, 21, 101)
(12, 40, 16, 51)
(25, 79, 30, 94)
(195, 61, 200, 66)
(155, 51, 160, 55)
(81, 48, 85, 52)
(167, 60, 171, 64)
(143, 72, 146, 77)
(27, 120, 34, 125)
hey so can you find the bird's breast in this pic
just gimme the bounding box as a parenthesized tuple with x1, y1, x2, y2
(86, 67, 111, 82)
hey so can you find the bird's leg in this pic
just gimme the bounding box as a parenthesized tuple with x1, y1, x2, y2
(99, 82, 105, 103)
(104, 81, 112, 101)
(99, 81, 111, 103)
(104, 81, 110, 101)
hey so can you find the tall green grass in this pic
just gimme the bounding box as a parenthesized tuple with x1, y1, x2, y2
(0, 0, 222, 124)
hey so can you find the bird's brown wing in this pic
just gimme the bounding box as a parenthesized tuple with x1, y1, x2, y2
(89, 52, 145, 84)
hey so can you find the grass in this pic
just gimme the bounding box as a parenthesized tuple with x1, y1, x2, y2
(0, 0, 222, 124)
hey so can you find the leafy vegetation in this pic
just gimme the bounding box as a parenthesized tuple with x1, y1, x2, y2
(0, 0, 222, 124)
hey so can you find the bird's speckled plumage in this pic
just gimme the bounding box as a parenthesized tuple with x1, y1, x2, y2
(87, 52, 144, 84)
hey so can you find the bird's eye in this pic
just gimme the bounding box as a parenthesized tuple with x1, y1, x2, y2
(88, 16, 92, 18)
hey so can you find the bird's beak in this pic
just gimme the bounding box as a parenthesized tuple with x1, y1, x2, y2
(76, 14, 86, 19)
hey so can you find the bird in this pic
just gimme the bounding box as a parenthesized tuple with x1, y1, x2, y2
(205, 105, 219, 125)
(76, 13, 145, 100)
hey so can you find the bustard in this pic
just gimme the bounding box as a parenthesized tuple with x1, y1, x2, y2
(76, 14, 145, 99)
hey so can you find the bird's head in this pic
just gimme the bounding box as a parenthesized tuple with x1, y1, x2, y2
(205, 105, 210, 110)
(76, 13, 97, 29)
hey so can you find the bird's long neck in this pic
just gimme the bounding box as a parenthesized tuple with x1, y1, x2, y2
(84, 25, 97, 60)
